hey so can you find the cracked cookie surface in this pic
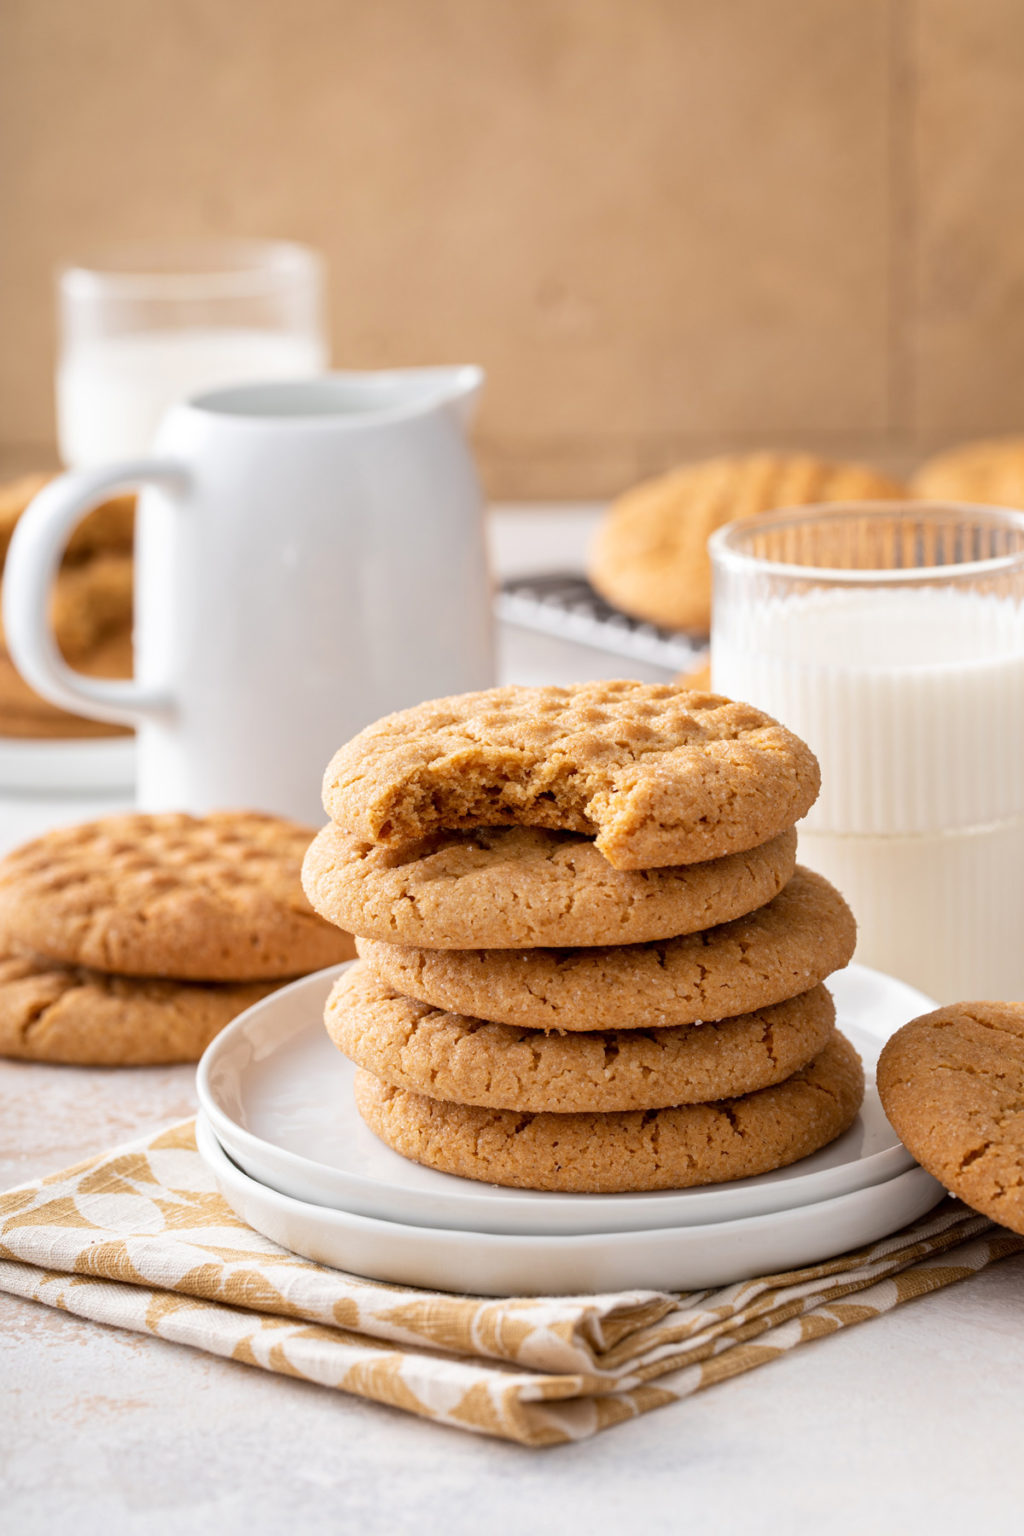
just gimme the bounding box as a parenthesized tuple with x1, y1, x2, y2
(320, 681, 820, 871)
(357, 867, 855, 1032)
(0, 952, 279, 1065)
(303, 821, 797, 949)
(326, 964, 834, 1112)
(0, 812, 356, 981)
(877, 1002, 1024, 1235)
(354, 1030, 863, 1192)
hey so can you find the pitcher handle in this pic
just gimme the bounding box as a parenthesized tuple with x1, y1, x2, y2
(3, 461, 189, 727)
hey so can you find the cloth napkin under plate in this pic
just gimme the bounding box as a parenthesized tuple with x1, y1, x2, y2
(1, 1119, 1020, 1446)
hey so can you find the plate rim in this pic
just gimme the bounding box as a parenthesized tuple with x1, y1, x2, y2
(195, 1110, 945, 1252)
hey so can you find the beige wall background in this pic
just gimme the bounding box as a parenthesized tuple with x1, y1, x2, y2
(2, 0, 1023, 498)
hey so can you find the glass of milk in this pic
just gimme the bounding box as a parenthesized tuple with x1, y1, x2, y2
(56, 240, 327, 466)
(709, 502, 1024, 1002)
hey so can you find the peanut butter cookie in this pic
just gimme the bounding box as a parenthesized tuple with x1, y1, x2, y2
(327, 964, 835, 1112)
(911, 437, 1024, 508)
(303, 821, 797, 949)
(0, 952, 277, 1065)
(0, 812, 355, 981)
(358, 866, 855, 1032)
(877, 1002, 1024, 1235)
(0, 473, 135, 564)
(589, 453, 905, 632)
(321, 682, 820, 871)
(354, 1030, 864, 1192)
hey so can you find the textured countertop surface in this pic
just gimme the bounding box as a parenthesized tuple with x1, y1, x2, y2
(3, 509, 1023, 1534)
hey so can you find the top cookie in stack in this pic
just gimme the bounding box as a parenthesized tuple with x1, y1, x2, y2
(304, 682, 861, 1194)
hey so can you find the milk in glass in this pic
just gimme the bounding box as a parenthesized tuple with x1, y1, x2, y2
(58, 328, 327, 466)
(713, 586, 1024, 1001)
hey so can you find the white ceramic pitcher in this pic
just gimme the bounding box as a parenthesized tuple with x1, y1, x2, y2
(3, 369, 494, 822)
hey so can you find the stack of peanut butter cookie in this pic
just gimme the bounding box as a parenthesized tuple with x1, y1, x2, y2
(0, 472, 135, 739)
(304, 682, 863, 1194)
(0, 811, 355, 1065)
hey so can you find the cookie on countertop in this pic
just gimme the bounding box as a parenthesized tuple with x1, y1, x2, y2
(326, 963, 835, 1112)
(303, 821, 797, 950)
(910, 438, 1024, 508)
(357, 866, 856, 1033)
(0, 952, 278, 1066)
(877, 1002, 1024, 1236)
(0, 812, 356, 982)
(588, 453, 905, 633)
(354, 1030, 864, 1192)
(321, 681, 820, 871)
(0, 473, 135, 564)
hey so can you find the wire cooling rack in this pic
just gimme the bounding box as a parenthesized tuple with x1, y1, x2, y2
(495, 572, 707, 674)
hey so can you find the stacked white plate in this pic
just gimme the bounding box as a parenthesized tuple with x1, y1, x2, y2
(196, 962, 947, 1296)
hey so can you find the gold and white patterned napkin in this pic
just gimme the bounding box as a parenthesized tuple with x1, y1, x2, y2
(1, 1119, 1020, 1446)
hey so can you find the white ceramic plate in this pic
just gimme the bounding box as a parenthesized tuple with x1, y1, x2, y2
(196, 1114, 946, 1295)
(197, 961, 936, 1237)
(0, 735, 135, 792)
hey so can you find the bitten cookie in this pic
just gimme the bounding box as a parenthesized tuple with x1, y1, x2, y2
(877, 1002, 1024, 1235)
(321, 681, 820, 871)
(357, 866, 856, 1032)
(0, 812, 356, 981)
(911, 437, 1024, 508)
(354, 1030, 864, 1192)
(303, 821, 797, 949)
(0, 953, 278, 1066)
(589, 453, 905, 633)
(326, 964, 835, 1112)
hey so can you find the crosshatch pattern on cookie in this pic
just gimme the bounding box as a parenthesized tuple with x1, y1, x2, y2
(0, 812, 356, 981)
(589, 452, 906, 632)
(321, 682, 820, 871)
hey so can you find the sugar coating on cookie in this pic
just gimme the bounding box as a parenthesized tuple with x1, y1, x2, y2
(303, 821, 797, 949)
(589, 453, 905, 633)
(321, 682, 820, 871)
(877, 1002, 1024, 1235)
(326, 964, 835, 1112)
(353, 1031, 864, 1192)
(0, 812, 356, 982)
(357, 866, 855, 1032)
(0, 953, 278, 1066)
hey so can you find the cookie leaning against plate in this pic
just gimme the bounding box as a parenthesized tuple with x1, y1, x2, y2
(589, 452, 905, 633)
(358, 866, 856, 1032)
(354, 1031, 864, 1192)
(326, 964, 835, 1112)
(303, 821, 797, 949)
(321, 681, 820, 871)
(0, 812, 356, 981)
(0, 953, 279, 1066)
(877, 1002, 1024, 1235)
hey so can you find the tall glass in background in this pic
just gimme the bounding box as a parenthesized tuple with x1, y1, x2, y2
(56, 240, 327, 466)
(710, 503, 1024, 1003)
